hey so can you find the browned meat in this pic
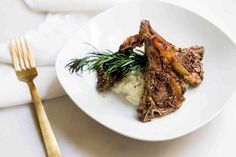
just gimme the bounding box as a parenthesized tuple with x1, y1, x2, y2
(139, 20, 202, 86)
(176, 46, 204, 83)
(137, 20, 204, 122)
(119, 34, 144, 52)
(137, 39, 185, 122)
(96, 68, 117, 91)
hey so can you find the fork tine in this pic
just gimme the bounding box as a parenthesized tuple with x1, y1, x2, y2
(24, 38, 36, 68)
(15, 39, 25, 70)
(19, 38, 30, 69)
(9, 40, 21, 71)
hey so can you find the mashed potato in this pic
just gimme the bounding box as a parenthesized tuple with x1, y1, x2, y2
(112, 72, 145, 106)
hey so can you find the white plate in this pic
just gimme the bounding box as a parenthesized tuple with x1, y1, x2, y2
(56, 0, 236, 141)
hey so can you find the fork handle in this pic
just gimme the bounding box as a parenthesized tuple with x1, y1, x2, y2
(28, 82, 62, 157)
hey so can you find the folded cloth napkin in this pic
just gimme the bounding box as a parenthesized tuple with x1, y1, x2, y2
(24, 0, 129, 12)
(0, 13, 91, 65)
(0, 13, 91, 107)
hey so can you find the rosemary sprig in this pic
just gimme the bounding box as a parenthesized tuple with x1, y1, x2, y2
(66, 49, 146, 76)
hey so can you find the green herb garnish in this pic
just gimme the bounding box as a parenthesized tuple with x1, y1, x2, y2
(66, 48, 146, 76)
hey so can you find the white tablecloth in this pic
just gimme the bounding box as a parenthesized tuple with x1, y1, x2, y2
(0, 0, 236, 156)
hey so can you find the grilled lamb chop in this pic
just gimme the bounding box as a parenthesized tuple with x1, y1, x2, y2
(139, 20, 203, 86)
(137, 38, 186, 122)
(118, 20, 204, 86)
(137, 20, 204, 122)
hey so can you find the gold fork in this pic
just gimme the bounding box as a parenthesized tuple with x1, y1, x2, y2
(9, 38, 62, 157)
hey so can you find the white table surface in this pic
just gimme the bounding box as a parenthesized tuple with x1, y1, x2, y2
(0, 0, 236, 157)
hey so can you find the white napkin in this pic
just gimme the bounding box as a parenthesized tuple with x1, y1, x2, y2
(24, 0, 129, 12)
(0, 13, 91, 107)
(0, 13, 90, 66)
